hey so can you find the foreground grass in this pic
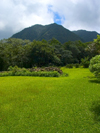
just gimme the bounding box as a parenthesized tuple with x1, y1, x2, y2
(0, 68, 100, 132)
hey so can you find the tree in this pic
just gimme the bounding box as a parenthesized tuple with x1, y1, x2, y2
(0, 57, 3, 71)
(89, 55, 100, 78)
(81, 57, 90, 68)
(29, 41, 60, 66)
(74, 41, 88, 62)
(58, 48, 73, 65)
(63, 41, 80, 63)
(86, 35, 100, 57)
(48, 38, 61, 45)
(0, 38, 31, 70)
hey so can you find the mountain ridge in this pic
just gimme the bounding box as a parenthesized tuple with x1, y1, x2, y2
(11, 23, 83, 43)
(72, 30, 100, 42)
(11, 23, 100, 43)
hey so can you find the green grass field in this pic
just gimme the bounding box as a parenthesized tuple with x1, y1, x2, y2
(0, 68, 100, 133)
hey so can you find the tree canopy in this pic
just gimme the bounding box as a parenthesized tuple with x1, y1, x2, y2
(0, 36, 99, 71)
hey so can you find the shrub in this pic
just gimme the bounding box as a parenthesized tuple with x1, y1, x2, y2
(15, 71, 23, 76)
(11, 66, 20, 75)
(7, 71, 13, 76)
(31, 71, 60, 77)
(89, 55, 100, 78)
(7, 66, 29, 76)
(66, 64, 73, 68)
(8, 66, 13, 71)
(30, 67, 63, 74)
(24, 71, 31, 76)
(21, 68, 28, 73)
(0, 67, 60, 77)
(74, 63, 80, 68)
(0, 72, 8, 76)
(81, 57, 90, 68)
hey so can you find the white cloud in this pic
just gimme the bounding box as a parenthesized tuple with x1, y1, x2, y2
(0, 0, 100, 39)
(62, 0, 100, 32)
(0, 21, 5, 30)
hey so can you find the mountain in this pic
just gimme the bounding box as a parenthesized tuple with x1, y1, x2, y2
(73, 30, 100, 42)
(11, 23, 83, 43)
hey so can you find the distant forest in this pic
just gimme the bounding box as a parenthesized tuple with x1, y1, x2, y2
(0, 35, 100, 71)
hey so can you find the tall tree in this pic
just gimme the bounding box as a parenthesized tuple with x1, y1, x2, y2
(29, 40, 60, 66)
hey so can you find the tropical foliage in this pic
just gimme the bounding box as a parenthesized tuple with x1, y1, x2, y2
(0, 35, 100, 71)
(89, 55, 100, 78)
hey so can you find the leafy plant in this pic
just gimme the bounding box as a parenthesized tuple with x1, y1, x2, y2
(0, 66, 61, 77)
(89, 55, 100, 78)
(8, 66, 13, 71)
(66, 64, 73, 68)
(74, 63, 80, 68)
(81, 57, 90, 68)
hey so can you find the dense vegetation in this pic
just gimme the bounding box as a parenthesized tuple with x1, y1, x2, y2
(89, 55, 100, 78)
(1, 34, 100, 71)
(0, 38, 89, 71)
(0, 66, 64, 77)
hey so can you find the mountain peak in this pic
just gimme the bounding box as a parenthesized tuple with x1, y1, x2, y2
(11, 23, 82, 43)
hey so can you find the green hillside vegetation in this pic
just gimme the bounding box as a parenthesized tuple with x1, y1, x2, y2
(0, 68, 100, 132)
(11, 23, 83, 43)
(73, 30, 100, 42)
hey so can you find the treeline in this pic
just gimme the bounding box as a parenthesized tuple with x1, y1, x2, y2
(0, 36, 99, 71)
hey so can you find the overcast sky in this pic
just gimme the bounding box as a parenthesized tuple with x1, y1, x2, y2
(0, 0, 100, 39)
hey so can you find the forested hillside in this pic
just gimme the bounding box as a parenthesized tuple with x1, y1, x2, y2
(11, 23, 83, 43)
(73, 30, 100, 42)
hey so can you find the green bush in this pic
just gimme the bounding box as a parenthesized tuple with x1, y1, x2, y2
(0, 72, 8, 76)
(89, 55, 100, 78)
(81, 57, 90, 68)
(11, 66, 20, 75)
(7, 66, 29, 76)
(14, 71, 23, 76)
(24, 71, 31, 76)
(8, 66, 13, 71)
(66, 64, 73, 68)
(0, 67, 60, 77)
(74, 63, 80, 68)
(31, 71, 60, 77)
(21, 68, 28, 73)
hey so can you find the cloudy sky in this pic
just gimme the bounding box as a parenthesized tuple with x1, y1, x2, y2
(0, 0, 100, 39)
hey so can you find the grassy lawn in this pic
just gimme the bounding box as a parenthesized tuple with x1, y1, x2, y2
(0, 68, 100, 132)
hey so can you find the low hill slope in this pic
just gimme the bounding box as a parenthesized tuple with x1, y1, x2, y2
(73, 30, 100, 42)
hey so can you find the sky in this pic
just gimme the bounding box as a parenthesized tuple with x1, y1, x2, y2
(0, 0, 100, 39)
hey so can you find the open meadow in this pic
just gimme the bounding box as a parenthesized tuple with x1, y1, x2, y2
(0, 68, 100, 132)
